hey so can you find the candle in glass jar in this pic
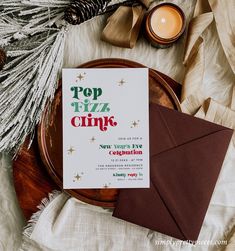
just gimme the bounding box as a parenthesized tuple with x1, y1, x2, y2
(145, 3, 186, 48)
(150, 5, 183, 39)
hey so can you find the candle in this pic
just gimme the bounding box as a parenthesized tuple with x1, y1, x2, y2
(150, 5, 183, 39)
(145, 3, 186, 48)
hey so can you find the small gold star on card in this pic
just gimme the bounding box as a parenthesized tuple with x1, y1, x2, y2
(76, 72, 86, 82)
(67, 147, 75, 155)
(73, 172, 84, 182)
(118, 79, 126, 86)
(90, 136, 96, 143)
(103, 182, 111, 188)
(75, 174, 81, 180)
(131, 120, 140, 128)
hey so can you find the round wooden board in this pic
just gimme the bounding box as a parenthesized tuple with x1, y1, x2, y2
(13, 58, 181, 219)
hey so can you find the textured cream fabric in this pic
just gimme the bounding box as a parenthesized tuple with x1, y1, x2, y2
(181, 37, 204, 101)
(195, 99, 235, 137)
(19, 193, 233, 251)
(231, 86, 235, 110)
(21, 194, 157, 251)
(208, 0, 235, 75)
(183, 12, 213, 65)
(0, 154, 25, 251)
(181, 0, 235, 111)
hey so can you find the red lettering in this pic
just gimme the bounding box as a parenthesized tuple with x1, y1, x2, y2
(71, 116, 80, 127)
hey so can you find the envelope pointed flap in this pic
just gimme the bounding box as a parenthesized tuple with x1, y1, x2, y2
(150, 129, 233, 241)
(150, 105, 176, 156)
(156, 104, 229, 146)
(113, 183, 186, 240)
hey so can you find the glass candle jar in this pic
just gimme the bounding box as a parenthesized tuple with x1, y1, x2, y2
(144, 3, 186, 48)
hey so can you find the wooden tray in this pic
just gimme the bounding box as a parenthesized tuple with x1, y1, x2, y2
(13, 58, 181, 220)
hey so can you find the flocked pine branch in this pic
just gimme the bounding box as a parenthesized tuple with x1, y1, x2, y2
(0, 0, 69, 45)
(0, 1, 68, 153)
(0, 30, 66, 152)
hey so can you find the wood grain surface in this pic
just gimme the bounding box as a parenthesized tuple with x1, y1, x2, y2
(13, 138, 58, 219)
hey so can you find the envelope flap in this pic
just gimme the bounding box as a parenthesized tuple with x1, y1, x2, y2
(150, 105, 176, 156)
(153, 104, 229, 149)
(150, 129, 233, 241)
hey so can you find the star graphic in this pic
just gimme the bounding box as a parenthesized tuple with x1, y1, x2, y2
(132, 121, 138, 127)
(90, 136, 96, 143)
(131, 120, 140, 128)
(67, 147, 75, 154)
(74, 174, 81, 181)
(118, 79, 125, 86)
(103, 182, 111, 188)
(77, 73, 84, 81)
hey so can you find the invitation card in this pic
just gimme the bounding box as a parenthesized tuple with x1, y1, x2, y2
(62, 68, 149, 189)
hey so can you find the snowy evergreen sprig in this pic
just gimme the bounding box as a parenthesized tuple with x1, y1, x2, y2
(0, 1, 67, 153)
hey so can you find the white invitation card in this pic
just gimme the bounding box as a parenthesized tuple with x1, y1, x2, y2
(62, 68, 149, 189)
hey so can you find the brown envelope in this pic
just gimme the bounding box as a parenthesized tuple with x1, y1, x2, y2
(113, 104, 233, 241)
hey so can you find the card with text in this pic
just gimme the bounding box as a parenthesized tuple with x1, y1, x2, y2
(62, 68, 149, 189)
